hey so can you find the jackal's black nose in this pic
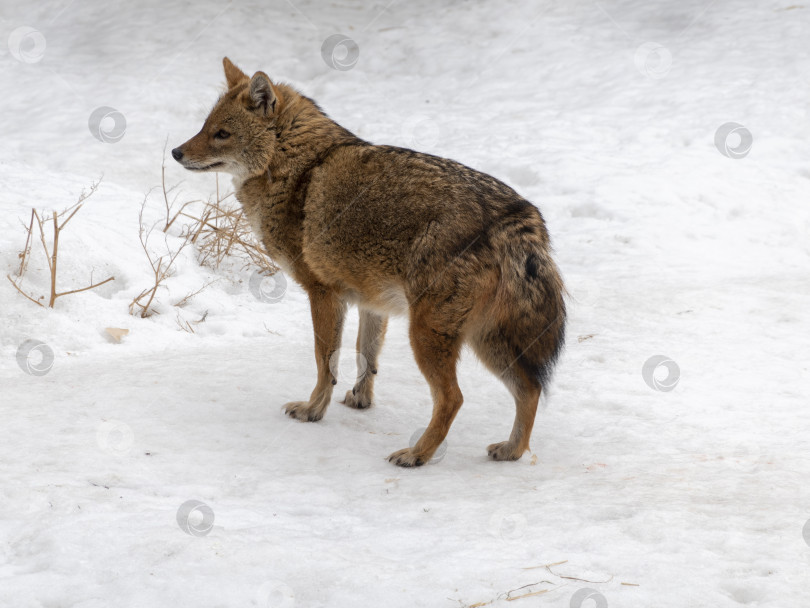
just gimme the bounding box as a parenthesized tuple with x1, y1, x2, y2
(171, 147, 183, 161)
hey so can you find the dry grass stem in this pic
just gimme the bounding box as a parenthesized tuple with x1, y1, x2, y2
(7, 179, 114, 308)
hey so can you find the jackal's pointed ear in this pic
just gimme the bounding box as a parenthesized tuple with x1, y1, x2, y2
(248, 71, 278, 116)
(223, 57, 248, 89)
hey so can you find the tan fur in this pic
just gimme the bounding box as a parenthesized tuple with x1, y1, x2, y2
(173, 58, 567, 467)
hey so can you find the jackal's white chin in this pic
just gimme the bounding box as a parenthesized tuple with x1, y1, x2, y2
(228, 166, 256, 189)
(183, 160, 226, 172)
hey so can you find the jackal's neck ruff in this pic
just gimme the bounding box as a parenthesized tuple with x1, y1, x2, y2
(264, 84, 362, 184)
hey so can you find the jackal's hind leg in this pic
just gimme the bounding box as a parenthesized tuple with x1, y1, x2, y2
(388, 305, 463, 467)
(486, 374, 541, 461)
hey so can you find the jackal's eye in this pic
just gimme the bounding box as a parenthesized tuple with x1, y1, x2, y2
(213, 129, 230, 140)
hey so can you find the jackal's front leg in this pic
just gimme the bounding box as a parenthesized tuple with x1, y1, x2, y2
(284, 287, 346, 422)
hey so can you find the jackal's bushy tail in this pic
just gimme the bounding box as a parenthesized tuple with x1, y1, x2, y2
(472, 217, 566, 389)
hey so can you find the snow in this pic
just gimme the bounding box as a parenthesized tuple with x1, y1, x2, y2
(1, 0, 809, 606)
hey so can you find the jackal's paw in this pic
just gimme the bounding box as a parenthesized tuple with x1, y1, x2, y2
(284, 401, 324, 422)
(487, 441, 522, 461)
(342, 388, 372, 410)
(387, 447, 427, 468)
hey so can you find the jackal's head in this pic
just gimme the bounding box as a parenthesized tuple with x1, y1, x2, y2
(172, 57, 281, 180)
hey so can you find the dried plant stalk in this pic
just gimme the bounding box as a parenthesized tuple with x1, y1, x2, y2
(129, 196, 188, 318)
(182, 174, 278, 276)
(7, 180, 114, 308)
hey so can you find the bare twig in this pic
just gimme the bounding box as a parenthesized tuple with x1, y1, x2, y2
(182, 183, 276, 275)
(263, 322, 280, 335)
(173, 279, 216, 308)
(8, 180, 113, 308)
(175, 310, 195, 333)
(175, 309, 208, 333)
(453, 578, 557, 608)
(130, 196, 189, 318)
(15, 209, 35, 276)
(131, 169, 278, 318)
(522, 560, 568, 570)
(506, 588, 550, 601)
(165, 199, 199, 233)
(56, 276, 116, 298)
(158, 143, 194, 233)
(546, 563, 613, 584)
(6, 274, 44, 307)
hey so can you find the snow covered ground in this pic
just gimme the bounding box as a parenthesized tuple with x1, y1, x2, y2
(1, 0, 809, 606)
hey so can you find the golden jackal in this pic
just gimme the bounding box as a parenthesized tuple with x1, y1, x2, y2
(173, 58, 566, 467)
